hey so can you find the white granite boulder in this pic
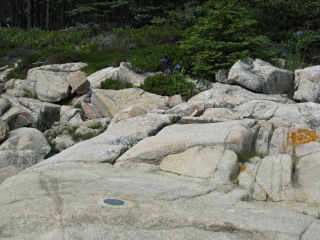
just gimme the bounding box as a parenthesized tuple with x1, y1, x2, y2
(293, 65, 320, 102)
(0, 127, 50, 183)
(226, 59, 294, 94)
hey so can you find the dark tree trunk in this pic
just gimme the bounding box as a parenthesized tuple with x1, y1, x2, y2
(60, 0, 66, 28)
(46, 0, 50, 31)
(27, 0, 34, 29)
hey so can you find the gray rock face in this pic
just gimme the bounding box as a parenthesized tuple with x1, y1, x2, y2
(226, 59, 294, 94)
(0, 106, 33, 130)
(117, 120, 256, 164)
(0, 98, 10, 115)
(91, 88, 167, 118)
(119, 62, 155, 86)
(293, 65, 320, 102)
(4, 79, 37, 97)
(0, 120, 9, 143)
(87, 66, 119, 88)
(60, 106, 83, 125)
(0, 127, 50, 183)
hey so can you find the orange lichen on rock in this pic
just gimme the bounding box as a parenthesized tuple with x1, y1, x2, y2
(287, 129, 320, 147)
(239, 165, 247, 172)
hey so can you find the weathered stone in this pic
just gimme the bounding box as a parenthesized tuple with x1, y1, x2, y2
(18, 97, 61, 131)
(39, 114, 171, 165)
(166, 100, 205, 117)
(68, 113, 83, 125)
(165, 94, 183, 107)
(0, 106, 33, 130)
(160, 146, 239, 187)
(117, 120, 255, 164)
(118, 62, 155, 86)
(81, 102, 103, 119)
(254, 154, 293, 201)
(67, 71, 90, 94)
(70, 118, 110, 129)
(227, 59, 294, 94)
(54, 134, 76, 151)
(75, 126, 100, 136)
(0, 120, 9, 143)
(91, 88, 167, 118)
(215, 69, 229, 83)
(27, 62, 87, 78)
(87, 67, 119, 88)
(293, 65, 320, 102)
(202, 108, 244, 120)
(0, 98, 9, 116)
(254, 120, 274, 157)
(189, 83, 293, 109)
(32, 70, 71, 102)
(4, 79, 37, 97)
(0, 127, 50, 183)
(110, 105, 147, 125)
(60, 106, 83, 125)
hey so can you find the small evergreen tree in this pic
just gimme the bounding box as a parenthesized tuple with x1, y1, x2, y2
(180, 0, 269, 79)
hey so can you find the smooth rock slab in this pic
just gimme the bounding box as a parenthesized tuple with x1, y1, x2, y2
(38, 114, 171, 165)
(91, 88, 167, 118)
(160, 146, 239, 186)
(117, 120, 255, 164)
(0, 161, 318, 240)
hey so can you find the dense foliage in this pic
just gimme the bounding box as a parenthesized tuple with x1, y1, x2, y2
(0, 0, 319, 84)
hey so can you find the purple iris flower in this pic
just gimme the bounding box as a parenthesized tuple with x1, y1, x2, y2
(174, 64, 181, 70)
(164, 68, 172, 74)
(296, 30, 303, 36)
(160, 58, 168, 63)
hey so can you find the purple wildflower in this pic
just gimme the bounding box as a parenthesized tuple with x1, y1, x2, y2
(160, 58, 168, 63)
(174, 64, 181, 70)
(164, 68, 172, 74)
(296, 30, 303, 36)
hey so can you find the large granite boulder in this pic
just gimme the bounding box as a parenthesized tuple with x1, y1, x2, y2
(225, 59, 293, 94)
(91, 88, 167, 118)
(34, 70, 72, 102)
(0, 127, 50, 183)
(293, 65, 320, 102)
(27, 63, 87, 102)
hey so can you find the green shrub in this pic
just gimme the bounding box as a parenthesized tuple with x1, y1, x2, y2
(141, 69, 196, 99)
(100, 78, 133, 90)
(179, 0, 270, 79)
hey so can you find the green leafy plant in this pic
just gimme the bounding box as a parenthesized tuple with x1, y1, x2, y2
(141, 65, 196, 99)
(100, 78, 133, 90)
